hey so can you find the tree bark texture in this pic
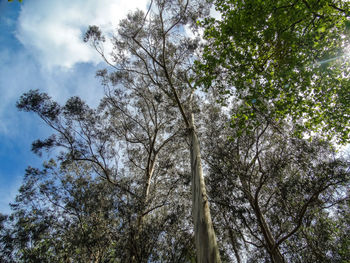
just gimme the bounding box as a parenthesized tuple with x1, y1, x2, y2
(190, 125, 222, 263)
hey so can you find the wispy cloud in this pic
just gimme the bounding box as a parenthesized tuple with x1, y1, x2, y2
(16, 0, 148, 69)
(2, 0, 149, 135)
(0, 48, 41, 135)
(0, 172, 22, 215)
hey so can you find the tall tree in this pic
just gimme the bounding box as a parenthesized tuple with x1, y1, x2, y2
(101, 1, 222, 260)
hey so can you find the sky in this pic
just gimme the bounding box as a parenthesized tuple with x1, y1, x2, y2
(0, 0, 148, 214)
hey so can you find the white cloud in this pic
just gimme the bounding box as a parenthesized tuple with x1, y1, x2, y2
(16, 0, 148, 69)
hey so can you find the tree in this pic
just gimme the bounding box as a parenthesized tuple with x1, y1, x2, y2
(198, 0, 350, 143)
(97, 69, 191, 261)
(95, 1, 222, 260)
(1, 161, 119, 262)
(197, 2, 350, 260)
(200, 103, 350, 262)
(15, 82, 194, 262)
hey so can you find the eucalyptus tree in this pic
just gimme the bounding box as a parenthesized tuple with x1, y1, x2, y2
(81, 0, 222, 261)
(200, 104, 350, 263)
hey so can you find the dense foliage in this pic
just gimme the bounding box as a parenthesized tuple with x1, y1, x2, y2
(1, 161, 194, 262)
(198, 0, 350, 143)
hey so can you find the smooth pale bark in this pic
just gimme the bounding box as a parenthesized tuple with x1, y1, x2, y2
(131, 154, 157, 263)
(190, 114, 221, 263)
(170, 87, 221, 262)
(144, 155, 157, 204)
(137, 155, 157, 228)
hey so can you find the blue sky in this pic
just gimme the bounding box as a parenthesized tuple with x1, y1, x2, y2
(0, 0, 148, 214)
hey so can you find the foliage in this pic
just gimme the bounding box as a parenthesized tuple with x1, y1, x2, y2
(198, 0, 350, 143)
(0, 160, 195, 262)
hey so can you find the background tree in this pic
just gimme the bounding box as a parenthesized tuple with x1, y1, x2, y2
(200, 103, 350, 263)
(1, 161, 120, 262)
(15, 77, 194, 262)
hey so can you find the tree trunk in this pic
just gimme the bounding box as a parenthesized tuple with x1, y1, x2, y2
(258, 210, 285, 263)
(238, 174, 285, 263)
(190, 115, 221, 263)
(137, 155, 157, 229)
(269, 248, 285, 263)
(223, 212, 241, 263)
(131, 156, 157, 263)
(252, 192, 285, 263)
